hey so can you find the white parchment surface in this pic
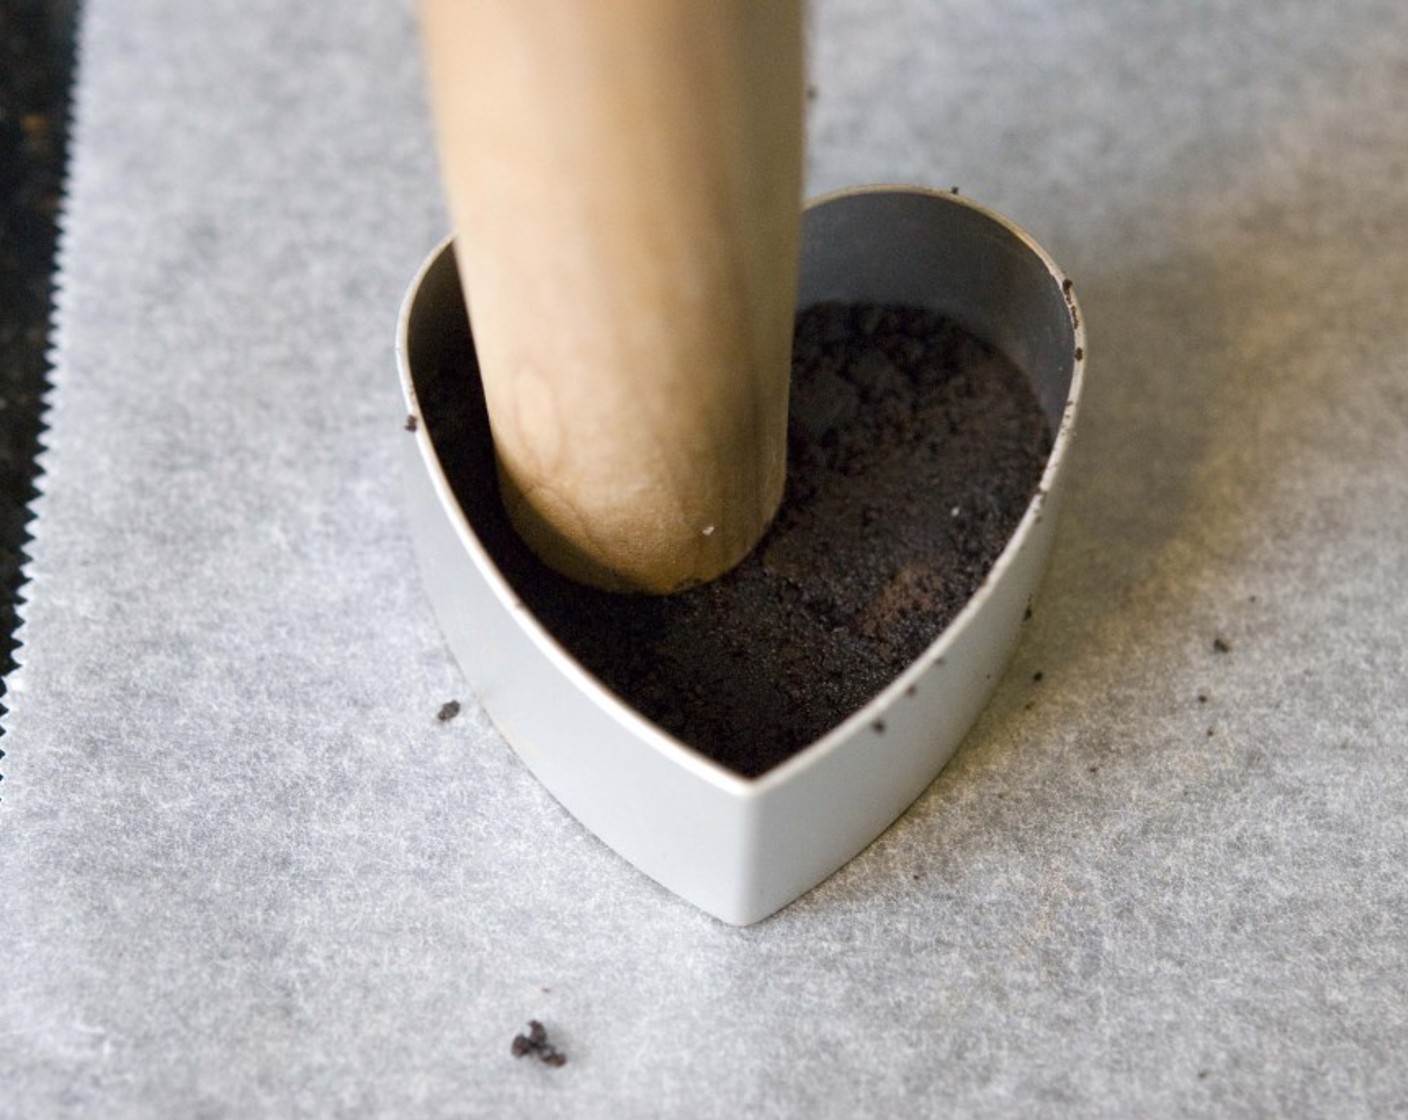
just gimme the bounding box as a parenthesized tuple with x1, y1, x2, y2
(3, 1, 1406, 1115)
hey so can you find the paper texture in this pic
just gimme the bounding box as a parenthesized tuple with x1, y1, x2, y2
(3, 0, 1405, 1115)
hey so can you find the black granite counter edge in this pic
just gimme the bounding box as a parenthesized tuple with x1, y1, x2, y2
(0, 0, 78, 742)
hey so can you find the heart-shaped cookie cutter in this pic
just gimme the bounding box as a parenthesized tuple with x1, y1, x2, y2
(397, 186, 1086, 925)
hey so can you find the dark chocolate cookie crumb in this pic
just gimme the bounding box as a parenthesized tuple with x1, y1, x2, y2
(511, 1020, 568, 1067)
(423, 302, 1051, 777)
(436, 699, 461, 722)
(404, 414, 419, 432)
(1213, 637, 1231, 654)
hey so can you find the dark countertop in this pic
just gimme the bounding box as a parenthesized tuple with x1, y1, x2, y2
(0, 0, 74, 712)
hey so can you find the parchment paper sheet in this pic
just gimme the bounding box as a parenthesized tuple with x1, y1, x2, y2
(3, 1, 1405, 1115)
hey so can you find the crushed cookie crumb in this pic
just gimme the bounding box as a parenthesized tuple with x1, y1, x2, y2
(512, 1020, 568, 1068)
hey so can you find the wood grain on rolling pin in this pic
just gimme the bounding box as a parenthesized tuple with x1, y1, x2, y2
(420, 1, 804, 593)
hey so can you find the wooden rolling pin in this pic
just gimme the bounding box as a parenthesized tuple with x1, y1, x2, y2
(419, 1, 804, 594)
